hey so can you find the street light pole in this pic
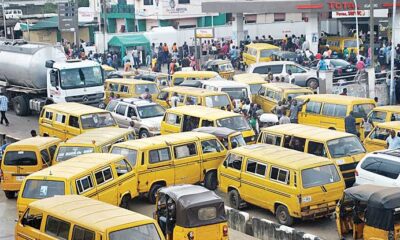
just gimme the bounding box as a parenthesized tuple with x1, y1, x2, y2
(390, 0, 397, 105)
(353, 0, 360, 59)
(2, 0, 6, 39)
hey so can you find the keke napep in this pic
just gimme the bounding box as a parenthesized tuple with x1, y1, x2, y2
(336, 184, 400, 240)
(155, 185, 228, 240)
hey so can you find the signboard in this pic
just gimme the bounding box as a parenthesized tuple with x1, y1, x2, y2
(332, 9, 388, 18)
(195, 28, 214, 38)
(58, 2, 78, 32)
(78, 7, 95, 22)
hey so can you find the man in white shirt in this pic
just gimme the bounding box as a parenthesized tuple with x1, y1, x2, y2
(387, 130, 400, 150)
(169, 92, 180, 108)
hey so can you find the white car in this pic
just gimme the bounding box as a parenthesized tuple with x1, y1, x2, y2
(106, 98, 165, 138)
(355, 149, 400, 187)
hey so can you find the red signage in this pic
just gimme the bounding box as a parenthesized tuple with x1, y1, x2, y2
(327, 2, 361, 10)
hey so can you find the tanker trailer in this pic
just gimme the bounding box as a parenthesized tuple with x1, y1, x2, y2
(0, 42, 105, 116)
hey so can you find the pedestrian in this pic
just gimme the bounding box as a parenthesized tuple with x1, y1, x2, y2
(272, 101, 285, 118)
(317, 57, 329, 71)
(340, 88, 348, 96)
(124, 59, 132, 72)
(344, 111, 358, 136)
(343, 47, 349, 60)
(279, 110, 291, 125)
(128, 121, 135, 131)
(169, 59, 177, 75)
(30, 130, 37, 137)
(0, 92, 9, 126)
(387, 130, 400, 150)
(132, 47, 140, 69)
(287, 69, 295, 84)
(183, 41, 189, 57)
(168, 92, 179, 108)
(289, 98, 309, 123)
(356, 57, 366, 71)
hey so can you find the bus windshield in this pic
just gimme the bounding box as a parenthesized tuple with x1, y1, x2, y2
(60, 66, 103, 89)
(55, 146, 94, 162)
(301, 164, 341, 188)
(109, 224, 162, 240)
(216, 116, 251, 131)
(81, 112, 117, 129)
(22, 180, 65, 199)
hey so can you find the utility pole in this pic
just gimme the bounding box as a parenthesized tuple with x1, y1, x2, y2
(390, 0, 397, 105)
(102, 0, 107, 53)
(2, 0, 6, 39)
(74, 0, 79, 49)
(369, 0, 374, 69)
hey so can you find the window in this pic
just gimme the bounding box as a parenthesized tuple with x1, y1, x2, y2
(274, 13, 286, 22)
(157, 91, 169, 100)
(186, 96, 199, 105)
(198, 207, 217, 221)
(286, 65, 306, 74)
(270, 167, 290, 184)
(127, 107, 137, 118)
(201, 120, 214, 127)
(119, 85, 129, 93)
(49, 145, 57, 160)
(106, 100, 119, 112)
(306, 101, 322, 114)
(56, 147, 94, 162)
(308, 141, 326, 157)
(45, 216, 71, 240)
(178, 0, 190, 3)
(4, 151, 37, 166)
(369, 127, 390, 141)
(111, 147, 137, 167)
(101, 144, 112, 153)
(174, 143, 197, 159)
(224, 154, 243, 171)
(369, 111, 387, 123)
(40, 149, 50, 165)
(22, 180, 65, 199)
(45, 111, 53, 120)
(76, 175, 94, 194)
(21, 208, 43, 230)
(253, 66, 268, 75)
(69, 116, 80, 128)
(109, 224, 162, 240)
(165, 113, 181, 125)
(108, 83, 119, 92)
(115, 159, 132, 176)
(55, 114, 66, 123)
(201, 139, 224, 154)
(116, 104, 127, 116)
(392, 113, 400, 121)
(353, 104, 375, 119)
(266, 89, 275, 99)
(322, 103, 347, 118)
(360, 157, 381, 174)
(327, 136, 365, 158)
(149, 148, 171, 164)
(72, 226, 95, 240)
(262, 133, 281, 146)
(95, 167, 113, 185)
(301, 164, 341, 188)
(246, 160, 267, 177)
(377, 159, 400, 179)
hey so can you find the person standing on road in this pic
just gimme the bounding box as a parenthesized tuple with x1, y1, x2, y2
(345, 111, 358, 136)
(0, 93, 9, 126)
(387, 130, 400, 150)
(289, 99, 309, 123)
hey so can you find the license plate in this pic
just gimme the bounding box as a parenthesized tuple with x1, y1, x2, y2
(16, 176, 25, 181)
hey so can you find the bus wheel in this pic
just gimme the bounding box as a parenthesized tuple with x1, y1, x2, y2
(276, 205, 294, 226)
(204, 171, 217, 190)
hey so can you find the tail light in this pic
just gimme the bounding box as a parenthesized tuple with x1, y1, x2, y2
(223, 225, 228, 237)
(355, 170, 359, 176)
(187, 231, 194, 240)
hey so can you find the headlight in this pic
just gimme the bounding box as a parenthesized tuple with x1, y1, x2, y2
(148, 126, 159, 131)
(302, 196, 312, 203)
(251, 136, 255, 141)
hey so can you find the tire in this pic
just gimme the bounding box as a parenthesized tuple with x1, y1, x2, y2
(4, 191, 15, 199)
(119, 195, 130, 209)
(275, 205, 294, 226)
(139, 129, 150, 139)
(328, 127, 336, 130)
(306, 78, 319, 89)
(148, 183, 163, 204)
(204, 171, 218, 190)
(228, 189, 243, 210)
(13, 95, 30, 116)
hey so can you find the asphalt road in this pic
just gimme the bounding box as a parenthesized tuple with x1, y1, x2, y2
(0, 111, 339, 239)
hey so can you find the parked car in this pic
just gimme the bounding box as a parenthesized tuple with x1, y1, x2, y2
(308, 59, 358, 82)
(106, 98, 165, 138)
(246, 61, 319, 88)
(355, 149, 400, 187)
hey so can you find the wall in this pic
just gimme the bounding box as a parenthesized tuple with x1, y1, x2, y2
(23, 30, 57, 44)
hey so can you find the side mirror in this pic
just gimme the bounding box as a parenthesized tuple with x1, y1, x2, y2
(131, 116, 139, 121)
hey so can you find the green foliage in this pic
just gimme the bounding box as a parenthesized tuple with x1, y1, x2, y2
(42, 3, 57, 14)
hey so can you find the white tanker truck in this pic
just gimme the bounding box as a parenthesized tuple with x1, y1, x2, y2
(0, 41, 105, 116)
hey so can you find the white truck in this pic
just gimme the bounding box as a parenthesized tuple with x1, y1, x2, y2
(0, 41, 105, 116)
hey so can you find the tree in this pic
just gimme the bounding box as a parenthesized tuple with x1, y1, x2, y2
(78, 0, 90, 7)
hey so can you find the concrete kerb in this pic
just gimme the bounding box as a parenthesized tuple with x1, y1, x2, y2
(225, 207, 322, 240)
